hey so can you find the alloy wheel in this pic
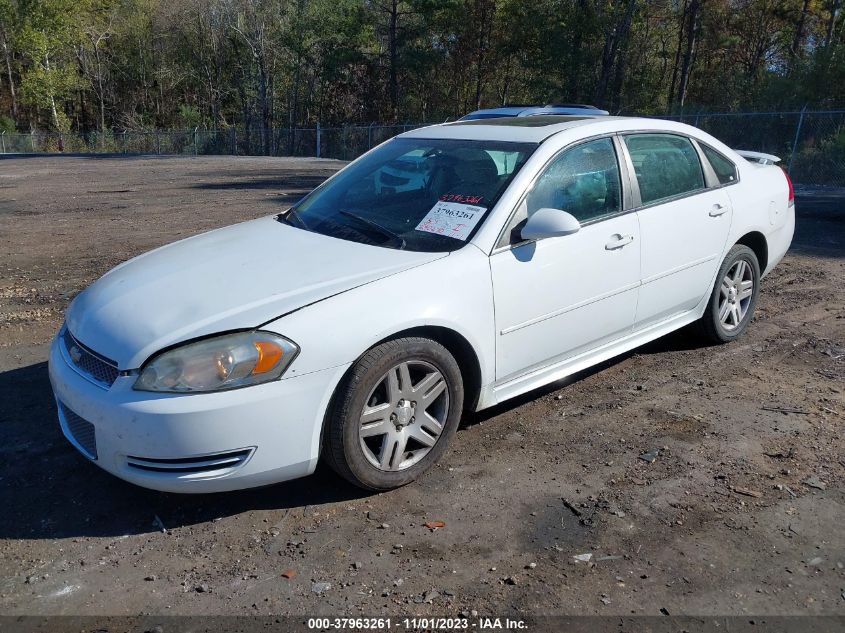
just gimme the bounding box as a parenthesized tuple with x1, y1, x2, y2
(718, 259, 754, 331)
(358, 360, 449, 471)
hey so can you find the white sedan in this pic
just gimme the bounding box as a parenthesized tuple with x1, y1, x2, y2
(49, 115, 795, 492)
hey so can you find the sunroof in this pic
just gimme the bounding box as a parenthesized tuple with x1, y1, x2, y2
(453, 115, 595, 127)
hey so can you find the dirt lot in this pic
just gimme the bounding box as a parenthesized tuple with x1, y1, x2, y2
(0, 155, 843, 618)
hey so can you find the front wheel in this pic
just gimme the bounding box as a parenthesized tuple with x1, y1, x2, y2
(697, 244, 761, 343)
(323, 337, 464, 490)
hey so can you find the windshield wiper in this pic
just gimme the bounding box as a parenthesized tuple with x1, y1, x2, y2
(338, 210, 406, 249)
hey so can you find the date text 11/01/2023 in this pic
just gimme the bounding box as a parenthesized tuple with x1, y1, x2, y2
(305, 617, 528, 630)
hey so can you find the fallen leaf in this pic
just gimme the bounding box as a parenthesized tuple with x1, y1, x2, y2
(281, 569, 296, 579)
(424, 520, 446, 530)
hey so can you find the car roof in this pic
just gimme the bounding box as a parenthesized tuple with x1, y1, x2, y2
(396, 116, 746, 174)
(401, 115, 636, 143)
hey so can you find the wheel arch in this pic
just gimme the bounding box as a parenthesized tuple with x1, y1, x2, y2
(735, 231, 768, 272)
(317, 324, 484, 476)
(321, 325, 483, 440)
(370, 326, 483, 412)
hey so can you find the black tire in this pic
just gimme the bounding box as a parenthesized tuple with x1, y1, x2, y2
(697, 244, 761, 344)
(323, 337, 464, 491)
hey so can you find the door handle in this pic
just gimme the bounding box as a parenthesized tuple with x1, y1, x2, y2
(709, 204, 728, 217)
(605, 234, 634, 250)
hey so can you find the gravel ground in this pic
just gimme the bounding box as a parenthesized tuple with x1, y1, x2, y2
(0, 155, 843, 618)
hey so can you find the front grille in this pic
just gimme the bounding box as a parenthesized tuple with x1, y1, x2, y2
(126, 449, 254, 475)
(58, 402, 98, 460)
(62, 328, 120, 388)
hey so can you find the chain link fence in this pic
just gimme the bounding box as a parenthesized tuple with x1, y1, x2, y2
(2, 111, 844, 187)
(0, 123, 426, 162)
(661, 110, 845, 187)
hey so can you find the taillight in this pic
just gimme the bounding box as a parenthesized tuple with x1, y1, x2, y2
(782, 167, 794, 207)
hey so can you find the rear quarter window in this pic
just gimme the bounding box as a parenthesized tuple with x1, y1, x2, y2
(701, 144, 738, 185)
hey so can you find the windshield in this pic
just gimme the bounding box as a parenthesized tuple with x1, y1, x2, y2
(280, 137, 537, 252)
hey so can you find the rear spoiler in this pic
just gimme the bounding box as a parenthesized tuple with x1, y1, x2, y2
(735, 150, 781, 165)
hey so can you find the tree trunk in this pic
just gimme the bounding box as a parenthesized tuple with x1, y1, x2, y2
(569, 0, 589, 101)
(824, 0, 841, 48)
(610, 16, 634, 113)
(388, 0, 399, 121)
(595, 0, 637, 108)
(498, 54, 512, 105)
(267, 61, 275, 154)
(94, 43, 106, 134)
(0, 25, 16, 119)
(474, 0, 494, 110)
(595, 17, 616, 106)
(258, 53, 270, 155)
(289, 0, 306, 150)
(44, 53, 60, 130)
(790, 0, 810, 58)
(667, 0, 686, 111)
(676, 0, 701, 109)
(658, 32, 670, 94)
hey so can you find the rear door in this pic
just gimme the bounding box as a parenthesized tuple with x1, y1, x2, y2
(621, 133, 733, 329)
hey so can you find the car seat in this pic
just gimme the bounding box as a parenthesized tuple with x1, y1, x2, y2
(430, 148, 500, 204)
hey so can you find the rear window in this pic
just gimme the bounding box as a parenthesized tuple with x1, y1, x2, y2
(624, 133, 705, 205)
(701, 144, 738, 185)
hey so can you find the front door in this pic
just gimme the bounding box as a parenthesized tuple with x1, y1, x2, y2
(490, 137, 641, 382)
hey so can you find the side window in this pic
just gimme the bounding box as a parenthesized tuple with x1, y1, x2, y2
(525, 137, 622, 224)
(624, 134, 705, 205)
(701, 144, 738, 185)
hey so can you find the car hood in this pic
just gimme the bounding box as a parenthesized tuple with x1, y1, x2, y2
(65, 216, 445, 369)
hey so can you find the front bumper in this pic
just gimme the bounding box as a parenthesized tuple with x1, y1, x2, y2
(48, 332, 349, 493)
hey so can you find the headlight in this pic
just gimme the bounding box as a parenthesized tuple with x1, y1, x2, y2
(134, 331, 299, 393)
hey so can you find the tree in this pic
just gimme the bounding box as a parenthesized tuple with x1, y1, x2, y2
(595, 0, 638, 110)
(0, 0, 843, 134)
(0, 0, 18, 120)
(15, 0, 86, 130)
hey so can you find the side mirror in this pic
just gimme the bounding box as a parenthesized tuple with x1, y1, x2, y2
(520, 208, 581, 241)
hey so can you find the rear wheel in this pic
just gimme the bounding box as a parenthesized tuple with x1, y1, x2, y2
(323, 337, 464, 490)
(697, 244, 761, 343)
